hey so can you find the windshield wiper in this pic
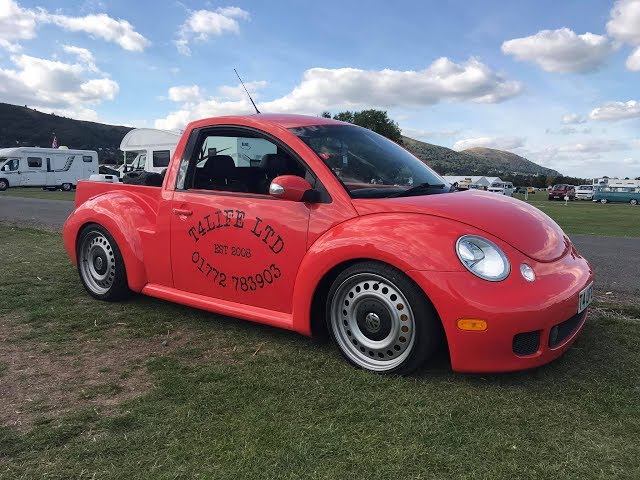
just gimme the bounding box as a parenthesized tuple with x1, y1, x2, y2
(386, 182, 446, 198)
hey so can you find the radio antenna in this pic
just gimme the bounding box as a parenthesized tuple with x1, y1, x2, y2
(234, 68, 260, 114)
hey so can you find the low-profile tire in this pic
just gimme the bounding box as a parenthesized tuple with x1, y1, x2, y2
(0, 179, 8, 191)
(61, 183, 72, 191)
(326, 261, 442, 375)
(77, 224, 130, 301)
(630, 199, 638, 205)
(601, 198, 608, 204)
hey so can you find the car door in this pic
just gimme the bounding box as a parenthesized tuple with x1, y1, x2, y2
(2, 158, 22, 186)
(22, 156, 47, 186)
(169, 126, 313, 314)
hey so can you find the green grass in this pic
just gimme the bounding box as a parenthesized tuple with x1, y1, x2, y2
(1, 224, 639, 479)
(0, 187, 75, 201)
(513, 194, 640, 237)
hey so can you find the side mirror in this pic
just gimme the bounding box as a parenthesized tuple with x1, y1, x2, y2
(269, 175, 313, 202)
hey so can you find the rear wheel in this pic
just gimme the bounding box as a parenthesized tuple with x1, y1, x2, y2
(61, 183, 72, 191)
(600, 199, 608, 204)
(631, 199, 638, 205)
(326, 261, 442, 375)
(77, 224, 130, 301)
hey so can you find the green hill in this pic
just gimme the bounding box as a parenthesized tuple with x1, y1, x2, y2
(0, 102, 558, 175)
(0, 102, 132, 163)
(402, 136, 559, 177)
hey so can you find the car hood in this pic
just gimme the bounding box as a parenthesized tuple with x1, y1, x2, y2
(353, 190, 569, 263)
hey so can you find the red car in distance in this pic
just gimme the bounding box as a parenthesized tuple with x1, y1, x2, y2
(549, 184, 576, 201)
(62, 114, 594, 375)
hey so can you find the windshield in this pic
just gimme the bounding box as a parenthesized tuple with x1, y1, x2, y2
(289, 124, 450, 198)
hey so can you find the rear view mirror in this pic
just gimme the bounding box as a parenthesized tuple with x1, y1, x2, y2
(269, 175, 313, 202)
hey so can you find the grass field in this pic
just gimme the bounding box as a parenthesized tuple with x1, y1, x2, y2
(0, 187, 75, 201)
(1, 225, 639, 479)
(513, 194, 640, 237)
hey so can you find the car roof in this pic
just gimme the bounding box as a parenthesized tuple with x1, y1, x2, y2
(187, 113, 349, 131)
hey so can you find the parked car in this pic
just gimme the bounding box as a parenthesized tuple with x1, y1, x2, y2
(527, 187, 536, 194)
(548, 184, 575, 201)
(593, 186, 640, 205)
(514, 186, 527, 194)
(575, 185, 594, 200)
(62, 114, 593, 375)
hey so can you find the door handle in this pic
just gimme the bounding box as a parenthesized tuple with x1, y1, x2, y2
(172, 207, 193, 216)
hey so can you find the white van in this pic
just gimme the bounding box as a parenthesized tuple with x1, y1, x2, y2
(575, 184, 594, 200)
(119, 129, 181, 175)
(0, 147, 98, 191)
(487, 181, 514, 196)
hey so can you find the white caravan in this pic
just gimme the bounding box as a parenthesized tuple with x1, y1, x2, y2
(0, 147, 98, 191)
(119, 129, 181, 175)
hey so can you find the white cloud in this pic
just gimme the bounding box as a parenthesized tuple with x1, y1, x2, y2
(627, 46, 640, 70)
(0, 0, 37, 43)
(452, 136, 526, 151)
(0, 1, 149, 52)
(168, 85, 202, 102)
(0, 53, 118, 120)
(155, 59, 523, 129)
(42, 13, 150, 52)
(62, 45, 98, 72)
(501, 28, 615, 73)
(401, 128, 463, 140)
(607, 0, 640, 44)
(176, 7, 249, 55)
(561, 113, 587, 124)
(217, 80, 266, 100)
(607, 0, 640, 70)
(589, 100, 640, 121)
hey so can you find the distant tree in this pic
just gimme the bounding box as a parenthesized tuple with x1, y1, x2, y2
(324, 109, 403, 143)
(320, 111, 331, 118)
(635, 177, 640, 180)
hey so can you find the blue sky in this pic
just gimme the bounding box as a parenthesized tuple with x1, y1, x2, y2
(1, 0, 639, 178)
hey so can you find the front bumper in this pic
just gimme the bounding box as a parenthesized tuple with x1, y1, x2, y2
(408, 245, 593, 373)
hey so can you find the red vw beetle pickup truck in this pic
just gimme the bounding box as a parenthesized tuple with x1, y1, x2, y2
(62, 114, 594, 374)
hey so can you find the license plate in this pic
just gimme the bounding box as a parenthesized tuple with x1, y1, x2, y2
(578, 282, 594, 313)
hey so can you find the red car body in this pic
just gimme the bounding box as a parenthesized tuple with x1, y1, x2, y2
(62, 114, 594, 373)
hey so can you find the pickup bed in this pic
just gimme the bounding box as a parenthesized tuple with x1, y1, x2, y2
(63, 113, 593, 375)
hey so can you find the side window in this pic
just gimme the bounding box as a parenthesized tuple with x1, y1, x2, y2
(152, 150, 171, 168)
(27, 157, 42, 168)
(83, 155, 93, 163)
(7, 158, 19, 171)
(188, 132, 307, 194)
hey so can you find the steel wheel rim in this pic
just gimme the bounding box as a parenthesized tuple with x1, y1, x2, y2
(330, 273, 416, 372)
(79, 231, 116, 295)
(631, 199, 638, 205)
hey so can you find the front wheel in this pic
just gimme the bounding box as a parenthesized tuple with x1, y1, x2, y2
(600, 199, 608, 204)
(77, 224, 130, 301)
(0, 179, 8, 191)
(327, 261, 442, 375)
(631, 199, 638, 205)
(61, 183, 73, 191)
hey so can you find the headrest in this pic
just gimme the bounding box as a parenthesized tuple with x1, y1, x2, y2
(204, 155, 235, 174)
(259, 153, 289, 174)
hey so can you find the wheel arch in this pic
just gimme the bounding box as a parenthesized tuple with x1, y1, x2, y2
(63, 193, 155, 292)
(291, 213, 466, 337)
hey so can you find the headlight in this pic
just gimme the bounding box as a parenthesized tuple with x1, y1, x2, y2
(455, 235, 510, 282)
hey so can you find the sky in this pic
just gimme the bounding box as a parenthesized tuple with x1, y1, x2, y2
(0, 0, 639, 178)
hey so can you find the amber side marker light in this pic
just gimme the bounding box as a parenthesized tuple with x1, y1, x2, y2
(457, 319, 488, 331)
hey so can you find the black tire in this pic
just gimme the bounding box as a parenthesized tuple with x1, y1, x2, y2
(601, 199, 608, 204)
(630, 199, 638, 206)
(76, 224, 131, 301)
(326, 261, 442, 375)
(61, 183, 72, 191)
(0, 179, 8, 191)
